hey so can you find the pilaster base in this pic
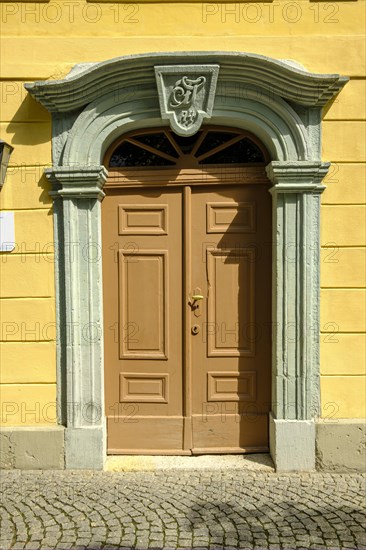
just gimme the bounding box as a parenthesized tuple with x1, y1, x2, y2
(270, 414, 316, 471)
(65, 426, 106, 470)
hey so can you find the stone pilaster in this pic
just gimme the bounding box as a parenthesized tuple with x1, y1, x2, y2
(266, 161, 329, 471)
(46, 166, 108, 469)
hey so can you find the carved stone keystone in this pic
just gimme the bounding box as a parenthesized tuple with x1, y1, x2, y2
(154, 64, 219, 136)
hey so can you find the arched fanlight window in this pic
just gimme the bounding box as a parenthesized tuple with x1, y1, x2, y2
(105, 127, 268, 169)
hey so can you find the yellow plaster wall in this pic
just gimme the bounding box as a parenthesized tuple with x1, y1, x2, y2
(320, 53, 366, 417)
(0, 53, 54, 426)
(0, 0, 365, 425)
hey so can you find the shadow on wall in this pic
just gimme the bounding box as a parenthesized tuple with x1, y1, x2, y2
(2, 86, 53, 208)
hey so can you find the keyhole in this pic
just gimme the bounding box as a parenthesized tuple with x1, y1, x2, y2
(191, 324, 200, 335)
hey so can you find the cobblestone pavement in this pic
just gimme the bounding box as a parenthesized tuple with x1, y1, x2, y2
(0, 470, 365, 550)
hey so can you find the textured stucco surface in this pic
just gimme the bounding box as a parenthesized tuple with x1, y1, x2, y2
(316, 420, 366, 473)
(0, 427, 64, 470)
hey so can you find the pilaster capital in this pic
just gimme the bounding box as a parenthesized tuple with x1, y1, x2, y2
(45, 165, 108, 200)
(266, 161, 330, 194)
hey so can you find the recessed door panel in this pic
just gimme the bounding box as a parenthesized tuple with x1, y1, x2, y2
(206, 247, 255, 356)
(207, 371, 257, 401)
(119, 204, 168, 235)
(119, 250, 168, 358)
(119, 373, 169, 403)
(206, 202, 256, 233)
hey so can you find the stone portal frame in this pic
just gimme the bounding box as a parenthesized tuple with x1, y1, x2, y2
(26, 52, 348, 470)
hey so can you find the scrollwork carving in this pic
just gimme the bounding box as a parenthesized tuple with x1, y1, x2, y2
(168, 75, 206, 130)
(155, 65, 219, 136)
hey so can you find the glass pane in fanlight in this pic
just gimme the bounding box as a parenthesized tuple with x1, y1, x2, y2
(195, 131, 239, 157)
(170, 132, 202, 154)
(133, 133, 179, 158)
(109, 141, 176, 167)
(199, 138, 265, 164)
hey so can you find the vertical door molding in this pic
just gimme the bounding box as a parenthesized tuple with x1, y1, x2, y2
(266, 161, 329, 470)
(46, 166, 108, 469)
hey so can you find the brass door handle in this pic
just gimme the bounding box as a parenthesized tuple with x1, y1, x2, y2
(189, 288, 204, 316)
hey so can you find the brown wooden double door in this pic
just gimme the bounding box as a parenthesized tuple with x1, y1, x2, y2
(102, 183, 271, 454)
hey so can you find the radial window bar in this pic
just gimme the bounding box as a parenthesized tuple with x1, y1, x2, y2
(109, 140, 176, 167)
(107, 128, 266, 168)
(133, 132, 179, 159)
(198, 137, 265, 165)
(195, 131, 240, 157)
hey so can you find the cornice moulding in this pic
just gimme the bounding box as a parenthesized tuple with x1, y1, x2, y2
(45, 165, 108, 200)
(266, 161, 330, 191)
(25, 51, 349, 113)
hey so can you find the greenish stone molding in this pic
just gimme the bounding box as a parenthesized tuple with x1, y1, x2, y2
(25, 51, 348, 471)
(60, 90, 310, 167)
(266, 161, 329, 425)
(45, 166, 108, 200)
(266, 161, 330, 190)
(44, 166, 107, 469)
(25, 52, 348, 113)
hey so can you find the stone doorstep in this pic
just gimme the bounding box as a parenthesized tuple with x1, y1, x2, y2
(104, 453, 275, 472)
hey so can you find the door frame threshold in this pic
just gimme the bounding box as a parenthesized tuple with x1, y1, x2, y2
(105, 453, 275, 472)
(192, 447, 269, 454)
(107, 449, 192, 456)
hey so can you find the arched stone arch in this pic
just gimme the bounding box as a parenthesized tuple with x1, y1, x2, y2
(26, 52, 348, 470)
(63, 87, 309, 165)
